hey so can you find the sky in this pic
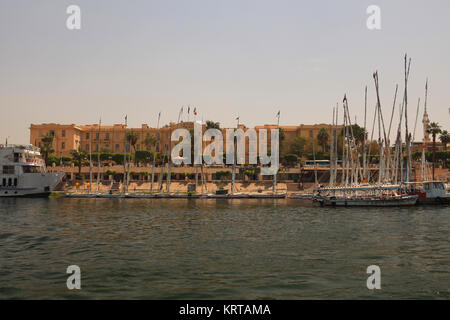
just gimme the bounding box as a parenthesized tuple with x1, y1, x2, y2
(1, 0, 449, 144)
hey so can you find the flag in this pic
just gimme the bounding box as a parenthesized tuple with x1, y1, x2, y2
(193, 108, 197, 115)
(425, 79, 428, 90)
(276, 110, 280, 118)
(125, 115, 127, 125)
(188, 106, 190, 114)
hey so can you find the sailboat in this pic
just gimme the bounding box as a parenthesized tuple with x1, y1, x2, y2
(312, 55, 423, 207)
(403, 79, 450, 204)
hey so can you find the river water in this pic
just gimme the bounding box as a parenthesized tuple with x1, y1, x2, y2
(0, 198, 449, 299)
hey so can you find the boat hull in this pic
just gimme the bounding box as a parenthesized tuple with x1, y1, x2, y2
(0, 172, 65, 198)
(317, 195, 418, 207)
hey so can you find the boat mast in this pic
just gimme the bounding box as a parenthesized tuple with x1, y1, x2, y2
(403, 54, 412, 182)
(96, 118, 101, 192)
(340, 105, 347, 186)
(343, 95, 360, 185)
(151, 111, 161, 193)
(330, 106, 335, 187)
(362, 86, 367, 182)
(232, 116, 239, 194)
(312, 130, 318, 188)
(122, 116, 127, 194)
(422, 79, 429, 181)
(386, 85, 399, 183)
(273, 111, 280, 193)
(89, 127, 93, 194)
(334, 103, 339, 185)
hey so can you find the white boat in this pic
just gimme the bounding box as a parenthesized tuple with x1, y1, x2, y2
(96, 193, 125, 198)
(404, 181, 450, 205)
(316, 194, 418, 207)
(248, 193, 286, 199)
(228, 193, 250, 198)
(0, 144, 65, 197)
(289, 193, 314, 200)
(126, 193, 154, 198)
(314, 184, 418, 207)
(65, 193, 98, 198)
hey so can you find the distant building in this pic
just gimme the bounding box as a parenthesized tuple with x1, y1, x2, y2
(30, 122, 341, 158)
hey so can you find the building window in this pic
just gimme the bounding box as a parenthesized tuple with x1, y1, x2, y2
(62, 130, 66, 137)
(49, 130, 55, 137)
(125, 145, 130, 153)
(95, 144, 99, 152)
(2, 166, 14, 174)
(39, 131, 43, 137)
(115, 144, 120, 152)
(86, 133, 90, 140)
(309, 130, 313, 138)
(105, 133, 110, 140)
(61, 142, 65, 149)
(95, 133, 100, 140)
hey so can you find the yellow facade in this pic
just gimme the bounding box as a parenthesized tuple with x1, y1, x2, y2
(30, 122, 340, 158)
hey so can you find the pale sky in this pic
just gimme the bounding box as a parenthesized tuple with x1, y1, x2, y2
(1, 0, 449, 144)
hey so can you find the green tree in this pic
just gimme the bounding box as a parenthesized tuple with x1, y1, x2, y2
(135, 150, 155, 164)
(40, 133, 55, 165)
(126, 130, 139, 164)
(288, 136, 307, 157)
(317, 128, 329, 152)
(70, 146, 88, 174)
(427, 122, 442, 180)
(341, 124, 366, 147)
(144, 134, 157, 151)
(278, 127, 286, 156)
(244, 170, 256, 180)
(283, 154, 298, 167)
(206, 120, 220, 130)
(439, 130, 450, 151)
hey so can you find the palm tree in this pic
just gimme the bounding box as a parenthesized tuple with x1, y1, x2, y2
(278, 127, 286, 157)
(439, 130, 450, 151)
(317, 128, 329, 152)
(205, 120, 220, 130)
(70, 146, 88, 174)
(427, 122, 442, 180)
(143, 134, 157, 151)
(40, 133, 55, 165)
(126, 130, 139, 164)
